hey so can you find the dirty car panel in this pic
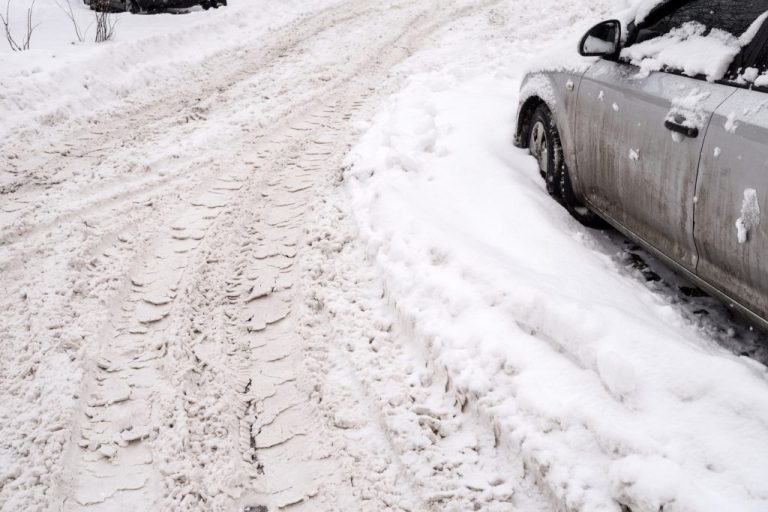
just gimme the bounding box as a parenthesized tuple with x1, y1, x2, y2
(695, 89, 768, 320)
(574, 60, 735, 273)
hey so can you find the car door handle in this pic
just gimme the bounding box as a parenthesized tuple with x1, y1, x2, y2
(664, 116, 699, 138)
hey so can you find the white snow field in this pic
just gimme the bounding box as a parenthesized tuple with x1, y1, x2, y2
(2, 0, 768, 511)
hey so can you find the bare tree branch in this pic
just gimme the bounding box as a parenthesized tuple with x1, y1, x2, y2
(55, 0, 85, 43)
(0, 0, 36, 51)
(93, 0, 117, 43)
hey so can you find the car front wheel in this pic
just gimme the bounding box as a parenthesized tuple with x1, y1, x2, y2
(527, 104, 604, 228)
(528, 105, 563, 199)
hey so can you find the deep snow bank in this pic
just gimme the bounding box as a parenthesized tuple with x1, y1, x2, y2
(0, 0, 340, 142)
(345, 1, 768, 511)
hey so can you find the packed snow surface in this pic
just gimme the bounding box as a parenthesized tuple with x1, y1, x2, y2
(2, 0, 768, 511)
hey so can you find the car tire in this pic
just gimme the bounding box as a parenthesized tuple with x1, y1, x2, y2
(559, 157, 606, 229)
(528, 105, 563, 200)
(528, 104, 605, 228)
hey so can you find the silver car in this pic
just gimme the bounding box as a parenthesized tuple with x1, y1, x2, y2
(515, 0, 768, 329)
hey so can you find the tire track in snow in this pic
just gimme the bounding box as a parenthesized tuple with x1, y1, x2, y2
(61, 169, 253, 510)
(0, 0, 380, 252)
(1, 0, 507, 509)
(300, 183, 556, 511)
(32, 1, 509, 511)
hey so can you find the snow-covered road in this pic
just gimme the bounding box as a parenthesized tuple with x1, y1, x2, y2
(2, 1, 553, 510)
(2, 0, 768, 511)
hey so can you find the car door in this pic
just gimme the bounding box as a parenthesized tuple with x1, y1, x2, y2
(694, 38, 768, 319)
(573, 0, 764, 272)
(575, 62, 733, 271)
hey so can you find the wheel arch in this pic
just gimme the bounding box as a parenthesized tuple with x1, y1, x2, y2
(514, 95, 546, 149)
(516, 72, 586, 197)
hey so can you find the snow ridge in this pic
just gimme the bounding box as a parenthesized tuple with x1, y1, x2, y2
(345, 1, 768, 510)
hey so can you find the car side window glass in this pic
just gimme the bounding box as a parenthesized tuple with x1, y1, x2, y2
(640, 1, 768, 40)
(730, 14, 768, 88)
(621, 0, 768, 81)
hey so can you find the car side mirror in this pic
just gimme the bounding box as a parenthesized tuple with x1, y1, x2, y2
(578, 20, 621, 58)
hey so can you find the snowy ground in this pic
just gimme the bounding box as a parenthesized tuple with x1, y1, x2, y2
(2, 0, 768, 511)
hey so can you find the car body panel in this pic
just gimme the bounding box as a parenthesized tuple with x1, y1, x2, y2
(574, 60, 735, 272)
(695, 89, 768, 320)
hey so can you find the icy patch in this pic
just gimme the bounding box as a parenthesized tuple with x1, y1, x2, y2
(736, 189, 760, 245)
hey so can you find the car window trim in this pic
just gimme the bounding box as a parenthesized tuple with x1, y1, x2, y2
(605, 57, 766, 95)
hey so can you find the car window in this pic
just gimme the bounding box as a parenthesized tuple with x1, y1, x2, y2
(730, 11, 768, 88)
(758, 44, 768, 72)
(639, 0, 768, 40)
(621, 0, 768, 81)
(753, 18, 768, 72)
